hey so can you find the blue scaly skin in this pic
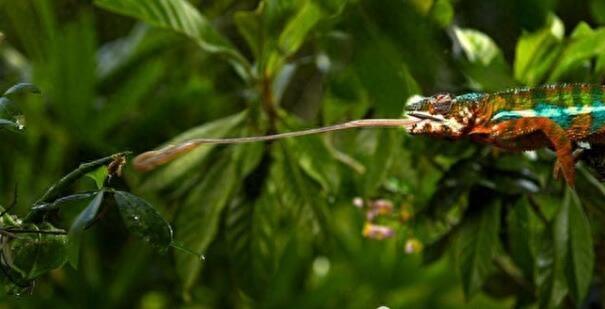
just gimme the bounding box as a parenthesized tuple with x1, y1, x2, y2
(405, 83, 605, 186)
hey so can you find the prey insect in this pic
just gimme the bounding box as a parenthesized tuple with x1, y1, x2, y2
(133, 83, 605, 187)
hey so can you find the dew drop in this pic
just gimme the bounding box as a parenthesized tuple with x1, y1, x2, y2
(15, 116, 25, 130)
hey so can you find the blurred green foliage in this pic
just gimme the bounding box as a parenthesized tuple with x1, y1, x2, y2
(1, 0, 605, 307)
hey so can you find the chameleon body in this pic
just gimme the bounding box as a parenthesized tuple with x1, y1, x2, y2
(405, 83, 605, 186)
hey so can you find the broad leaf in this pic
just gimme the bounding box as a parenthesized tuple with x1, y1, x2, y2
(564, 189, 594, 303)
(174, 151, 239, 291)
(451, 26, 514, 90)
(362, 130, 399, 196)
(86, 166, 108, 189)
(278, 114, 341, 193)
(95, 0, 252, 81)
(140, 111, 247, 190)
(456, 199, 501, 298)
(8, 223, 67, 280)
(2, 83, 40, 97)
(429, 0, 454, 28)
(514, 14, 564, 85)
(275, 141, 330, 234)
(234, 9, 262, 59)
(114, 191, 173, 251)
(549, 23, 605, 81)
(507, 197, 539, 281)
(536, 192, 570, 308)
(67, 190, 104, 268)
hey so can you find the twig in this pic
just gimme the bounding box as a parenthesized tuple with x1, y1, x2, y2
(24, 152, 130, 223)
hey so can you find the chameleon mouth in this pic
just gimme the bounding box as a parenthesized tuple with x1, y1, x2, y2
(406, 112, 444, 122)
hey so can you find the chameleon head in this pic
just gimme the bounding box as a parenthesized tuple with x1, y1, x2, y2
(404, 93, 475, 137)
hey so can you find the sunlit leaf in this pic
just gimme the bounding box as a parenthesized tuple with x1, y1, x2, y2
(429, 0, 454, 28)
(514, 14, 564, 85)
(2, 83, 40, 97)
(549, 23, 605, 81)
(452, 26, 515, 90)
(86, 166, 108, 189)
(94, 0, 252, 81)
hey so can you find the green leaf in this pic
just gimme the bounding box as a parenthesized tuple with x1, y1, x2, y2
(353, 35, 420, 116)
(225, 195, 273, 297)
(564, 189, 594, 303)
(265, 1, 323, 74)
(514, 14, 564, 85)
(591, 0, 605, 24)
(537, 193, 570, 308)
(362, 130, 399, 196)
(549, 23, 605, 81)
(452, 26, 515, 90)
(274, 141, 330, 234)
(94, 0, 251, 81)
(0, 97, 25, 131)
(453, 27, 501, 66)
(8, 223, 67, 280)
(278, 1, 322, 57)
(429, 0, 454, 28)
(2, 83, 41, 97)
(67, 190, 104, 268)
(173, 151, 239, 291)
(456, 199, 501, 298)
(278, 115, 341, 193)
(507, 197, 539, 281)
(93, 59, 165, 136)
(86, 166, 108, 189)
(234, 9, 262, 59)
(114, 191, 173, 251)
(140, 111, 247, 190)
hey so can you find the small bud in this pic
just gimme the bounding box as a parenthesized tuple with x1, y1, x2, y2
(404, 238, 423, 254)
(362, 223, 395, 240)
(352, 197, 364, 208)
(371, 199, 394, 215)
(399, 204, 413, 223)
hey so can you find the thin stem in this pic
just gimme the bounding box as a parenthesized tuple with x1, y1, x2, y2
(30, 191, 98, 213)
(3, 229, 67, 236)
(34, 152, 130, 205)
(133, 118, 417, 172)
(24, 152, 130, 223)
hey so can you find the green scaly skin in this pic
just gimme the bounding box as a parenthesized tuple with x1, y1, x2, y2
(405, 83, 605, 186)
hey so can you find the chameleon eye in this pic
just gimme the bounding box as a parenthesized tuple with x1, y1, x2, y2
(431, 94, 453, 114)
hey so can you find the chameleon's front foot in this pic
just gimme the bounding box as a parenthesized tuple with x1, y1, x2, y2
(552, 149, 583, 185)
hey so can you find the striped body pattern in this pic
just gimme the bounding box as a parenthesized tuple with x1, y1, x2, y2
(405, 84, 605, 186)
(487, 84, 605, 138)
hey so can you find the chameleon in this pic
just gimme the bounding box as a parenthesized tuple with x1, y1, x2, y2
(405, 83, 605, 186)
(133, 83, 605, 187)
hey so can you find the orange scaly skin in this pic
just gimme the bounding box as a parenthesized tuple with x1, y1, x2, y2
(405, 84, 605, 186)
